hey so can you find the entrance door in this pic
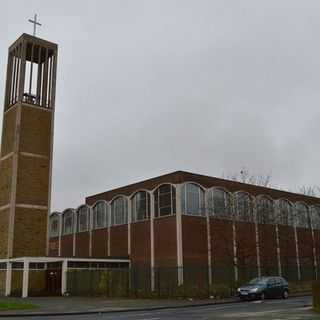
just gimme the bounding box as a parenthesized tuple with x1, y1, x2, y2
(46, 269, 62, 295)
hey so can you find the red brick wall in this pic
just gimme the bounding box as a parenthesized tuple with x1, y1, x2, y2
(258, 224, 278, 274)
(314, 230, 320, 266)
(131, 221, 150, 267)
(154, 216, 177, 267)
(210, 218, 234, 265)
(75, 232, 90, 257)
(278, 225, 298, 279)
(235, 221, 258, 280)
(92, 228, 108, 258)
(210, 218, 234, 283)
(297, 228, 314, 279)
(182, 215, 208, 287)
(182, 216, 207, 266)
(60, 235, 73, 257)
(110, 225, 128, 257)
(48, 237, 59, 257)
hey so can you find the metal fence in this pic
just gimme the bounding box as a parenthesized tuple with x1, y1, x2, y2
(65, 264, 318, 297)
(67, 269, 129, 297)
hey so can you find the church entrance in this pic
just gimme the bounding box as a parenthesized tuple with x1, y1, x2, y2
(46, 263, 62, 296)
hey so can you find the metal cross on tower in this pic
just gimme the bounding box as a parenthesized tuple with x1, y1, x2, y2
(28, 14, 42, 37)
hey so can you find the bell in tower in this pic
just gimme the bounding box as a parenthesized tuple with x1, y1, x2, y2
(0, 33, 58, 262)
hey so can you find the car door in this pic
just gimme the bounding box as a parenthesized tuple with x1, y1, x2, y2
(275, 277, 285, 297)
(266, 278, 277, 297)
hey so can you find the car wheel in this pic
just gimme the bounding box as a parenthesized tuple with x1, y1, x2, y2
(282, 290, 289, 299)
(260, 292, 265, 300)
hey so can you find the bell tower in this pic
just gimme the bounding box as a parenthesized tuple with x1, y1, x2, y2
(0, 33, 58, 258)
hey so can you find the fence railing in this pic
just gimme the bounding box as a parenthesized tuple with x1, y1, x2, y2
(65, 264, 318, 297)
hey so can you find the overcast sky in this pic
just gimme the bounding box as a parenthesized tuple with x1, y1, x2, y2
(1, 1, 320, 211)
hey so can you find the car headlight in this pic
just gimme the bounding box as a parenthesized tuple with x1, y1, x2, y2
(237, 288, 240, 292)
(250, 287, 260, 293)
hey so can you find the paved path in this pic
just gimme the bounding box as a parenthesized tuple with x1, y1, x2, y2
(0, 296, 315, 319)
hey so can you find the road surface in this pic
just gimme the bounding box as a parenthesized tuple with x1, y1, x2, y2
(0, 296, 315, 320)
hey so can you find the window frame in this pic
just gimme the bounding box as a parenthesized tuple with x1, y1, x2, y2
(92, 201, 108, 230)
(256, 195, 275, 224)
(207, 187, 232, 219)
(49, 213, 60, 238)
(111, 196, 128, 226)
(295, 202, 310, 229)
(131, 191, 151, 222)
(62, 209, 74, 236)
(311, 205, 320, 230)
(154, 184, 176, 218)
(235, 191, 254, 222)
(277, 199, 295, 226)
(181, 183, 205, 217)
(76, 205, 90, 233)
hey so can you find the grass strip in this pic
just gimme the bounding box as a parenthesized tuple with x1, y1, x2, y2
(0, 302, 38, 311)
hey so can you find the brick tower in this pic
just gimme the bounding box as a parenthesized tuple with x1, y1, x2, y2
(0, 34, 58, 258)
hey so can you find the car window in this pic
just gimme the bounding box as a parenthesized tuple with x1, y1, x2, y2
(249, 278, 268, 285)
(267, 278, 276, 286)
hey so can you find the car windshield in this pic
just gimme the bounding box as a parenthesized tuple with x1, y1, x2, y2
(248, 278, 269, 285)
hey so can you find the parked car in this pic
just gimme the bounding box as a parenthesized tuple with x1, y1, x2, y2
(237, 276, 289, 300)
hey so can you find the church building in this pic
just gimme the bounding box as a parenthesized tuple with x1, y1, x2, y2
(50, 170, 320, 296)
(1, 32, 320, 298)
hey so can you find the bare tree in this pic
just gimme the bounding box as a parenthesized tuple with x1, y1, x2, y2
(222, 166, 272, 187)
(297, 185, 320, 197)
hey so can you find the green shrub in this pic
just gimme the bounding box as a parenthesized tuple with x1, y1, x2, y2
(209, 284, 231, 299)
(97, 271, 109, 295)
(312, 281, 320, 312)
(289, 281, 312, 294)
(171, 284, 209, 299)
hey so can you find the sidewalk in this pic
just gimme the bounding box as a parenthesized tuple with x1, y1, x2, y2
(0, 296, 239, 317)
(0, 292, 311, 317)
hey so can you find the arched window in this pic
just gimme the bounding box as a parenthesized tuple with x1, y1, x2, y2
(93, 201, 108, 229)
(77, 205, 90, 232)
(278, 199, 294, 226)
(181, 183, 205, 216)
(132, 191, 150, 222)
(295, 203, 310, 229)
(49, 213, 60, 237)
(154, 184, 176, 218)
(311, 206, 320, 230)
(111, 196, 128, 225)
(236, 192, 253, 222)
(207, 188, 232, 219)
(62, 209, 74, 235)
(256, 196, 274, 224)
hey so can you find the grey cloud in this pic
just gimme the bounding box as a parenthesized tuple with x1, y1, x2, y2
(1, 0, 320, 211)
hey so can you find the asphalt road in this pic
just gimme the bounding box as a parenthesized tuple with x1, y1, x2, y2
(0, 296, 315, 320)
